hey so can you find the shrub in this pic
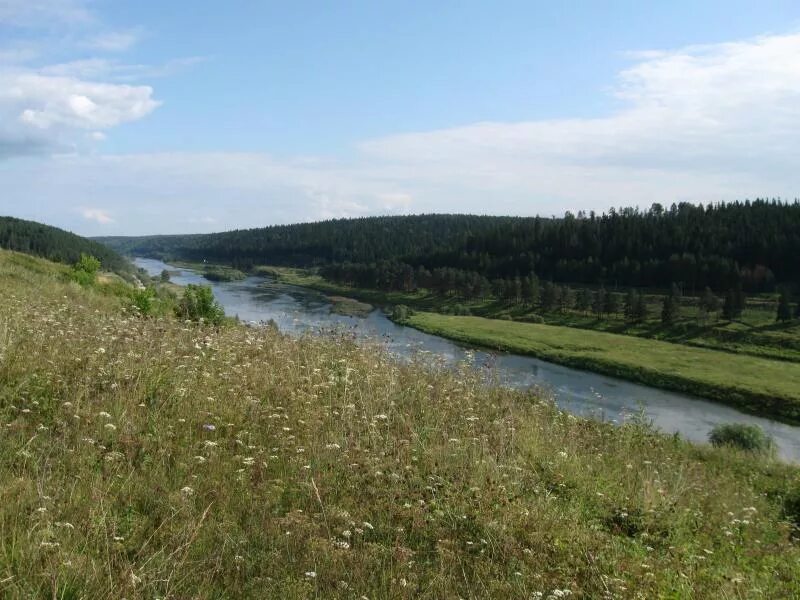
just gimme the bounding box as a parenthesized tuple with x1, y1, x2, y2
(70, 253, 101, 286)
(175, 284, 225, 325)
(132, 287, 156, 315)
(391, 304, 412, 322)
(453, 303, 471, 316)
(709, 423, 775, 453)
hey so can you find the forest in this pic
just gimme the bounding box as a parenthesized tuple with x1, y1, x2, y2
(0, 216, 129, 273)
(99, 199, 800, 295)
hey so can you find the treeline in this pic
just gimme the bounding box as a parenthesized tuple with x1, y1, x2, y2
(0, 217, 130, 273)
(99, 199, 800, 292)
(321, 261, 746, 323)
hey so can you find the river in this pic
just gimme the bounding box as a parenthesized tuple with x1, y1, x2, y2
(135, 257, 800, 461)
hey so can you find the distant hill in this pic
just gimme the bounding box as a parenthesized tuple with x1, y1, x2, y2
(97, 200, 800, 292)
(0, 216, 130, 273)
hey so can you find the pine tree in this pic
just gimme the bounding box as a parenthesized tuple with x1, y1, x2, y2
(733, 281, 746, 318)
(661, 284, 680, 325)
(776, 291, 792, 322)
(560, 286, 575, 312)
(604, 291, 620, 316)
(540, 282, 558, 312)
(575, 289, 591, 314)
(592, 288, 606, 318)
(634, 293, 648, 321)
(624, 290, 637, 321)
(722, 290, 736, 321)
(699, 286, 719, 313)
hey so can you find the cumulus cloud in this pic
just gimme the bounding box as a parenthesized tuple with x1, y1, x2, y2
(6, 72, 159, 130)
(0, 68, 160, 155)
(80, 207, 113, 224)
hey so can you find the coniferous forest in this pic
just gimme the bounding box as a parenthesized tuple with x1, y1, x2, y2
(100, 200, 799, 295)
(0, 216, 129, 273)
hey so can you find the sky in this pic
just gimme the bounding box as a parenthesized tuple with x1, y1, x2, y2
(1, 1, 800, 236)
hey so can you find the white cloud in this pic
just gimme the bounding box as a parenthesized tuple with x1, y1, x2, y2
(0, 0, 93, 26)
(82, 29, 141, 52)
(88, 131, 106, 141)
(6, 72, 159, 130)
(80, 207, 113, 224)
(0, 67, 160, 155)
(378, 192, 413, 212)
(360, 32, 800, 180)
(38, 56, 207, 82)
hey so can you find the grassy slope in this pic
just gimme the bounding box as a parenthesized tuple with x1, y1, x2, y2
(1, 249, 799, 598)
(406, 313, 800, 423)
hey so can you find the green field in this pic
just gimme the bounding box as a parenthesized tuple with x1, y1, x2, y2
(261, 265, 800, 419)
(405, 312, 800, 422)
(2, 248, 800, 598)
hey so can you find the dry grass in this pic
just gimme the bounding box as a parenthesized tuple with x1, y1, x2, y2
(0, 249, 799, 599)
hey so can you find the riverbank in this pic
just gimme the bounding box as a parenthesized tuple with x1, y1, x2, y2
(4, 249, 800, 598)
(406, 312, 800, 423)
(265, 265, 800, 423)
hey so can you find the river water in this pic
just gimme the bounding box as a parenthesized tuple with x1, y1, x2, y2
(135, 257, 800, 461)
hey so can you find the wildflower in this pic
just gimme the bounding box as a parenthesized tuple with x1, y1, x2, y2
(181, 486, 195, 495)
(304, 571, 316, 578)
(203, 424, 216, 432)
(104, 423, 117, 431)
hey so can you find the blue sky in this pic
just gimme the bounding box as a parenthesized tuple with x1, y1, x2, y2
(1, 1, 800, 235)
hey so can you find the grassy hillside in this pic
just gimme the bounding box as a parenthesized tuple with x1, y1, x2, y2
(0, 216, 130, 274)
(1, 249, 799, 598)
(405, 313, 800, 423)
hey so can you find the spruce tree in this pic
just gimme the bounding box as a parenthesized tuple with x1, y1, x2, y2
(592, 288, 606, 318)
(604, 291, 620, 316)
(624, 290, 637, 321)
(575, 289, 591, 314)
(776, 291, 792, 322)
(634, 293, 648, 321)
(661, 284, 680, 325)
(722, 290, 736, 321)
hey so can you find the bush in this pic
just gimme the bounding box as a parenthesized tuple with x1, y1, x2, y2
(132, 287, 156, 315)
(453, 303, 471, 316)
(709, 423, 775, 453)
(70, 253, 101, 286)
(175, 284, 225, 325)
(391, 304, 412, 322)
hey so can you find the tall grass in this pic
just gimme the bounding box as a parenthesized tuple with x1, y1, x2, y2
(0, 250, 799, 598)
